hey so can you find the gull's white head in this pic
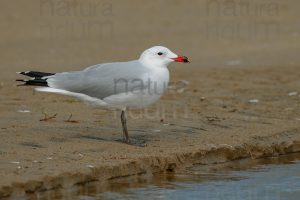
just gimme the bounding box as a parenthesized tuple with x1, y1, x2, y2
(139, 46, 189, 67)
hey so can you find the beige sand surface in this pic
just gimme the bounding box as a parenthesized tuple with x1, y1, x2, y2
(0, 0, 300, 198)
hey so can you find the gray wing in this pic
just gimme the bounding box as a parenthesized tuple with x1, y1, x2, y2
(46, 60, 150, 99)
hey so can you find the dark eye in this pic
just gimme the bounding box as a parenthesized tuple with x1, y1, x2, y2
(157, 52, 163, 56)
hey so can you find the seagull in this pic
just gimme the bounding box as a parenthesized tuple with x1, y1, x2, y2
(16, 46, 189, 143)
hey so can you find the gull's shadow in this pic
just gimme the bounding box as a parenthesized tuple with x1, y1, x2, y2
(76, 132, 149, 147)
(20, 142, 44, 149)
(115, 138, 147, 147)
(79, 135, 107, 141)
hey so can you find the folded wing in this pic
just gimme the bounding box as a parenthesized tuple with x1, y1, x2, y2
(46, 60, 150, 99)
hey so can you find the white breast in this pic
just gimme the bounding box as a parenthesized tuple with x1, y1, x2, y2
(103, 67, 170, 109)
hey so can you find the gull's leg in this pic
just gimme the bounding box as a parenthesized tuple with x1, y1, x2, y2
(120, 110, 129, 143)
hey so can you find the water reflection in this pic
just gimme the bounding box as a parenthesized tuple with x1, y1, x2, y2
(24, 153, 300, 200)
(96, 153, 300, 200)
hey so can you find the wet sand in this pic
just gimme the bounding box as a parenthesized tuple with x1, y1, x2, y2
(0, 0, 300, 198)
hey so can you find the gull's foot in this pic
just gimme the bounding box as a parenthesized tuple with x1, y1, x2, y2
(119, 138, 147, 147)
(123, 138, 130, 144)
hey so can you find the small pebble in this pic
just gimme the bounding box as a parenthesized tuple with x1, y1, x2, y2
(178, 80, 190, 85)
(17, 110, 31, 113)
(248, 99, 259, 104)
(225, 60, 241, 66)
(86, 164, 94, 168)
(288, 92, 298, 96)
(177, 88, 185, 93)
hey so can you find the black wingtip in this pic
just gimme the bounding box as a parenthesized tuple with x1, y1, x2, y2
(17, 71, 55, 78)
(15, 78, 49, 87)
(16, 70, 54, 87)
(16, 79, 26, 82)
(16, 79, 28, 86)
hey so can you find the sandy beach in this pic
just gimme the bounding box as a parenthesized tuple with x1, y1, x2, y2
(0, 0, 300, 198)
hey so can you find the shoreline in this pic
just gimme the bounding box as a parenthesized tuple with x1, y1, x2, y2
(1, 130, 299, 198)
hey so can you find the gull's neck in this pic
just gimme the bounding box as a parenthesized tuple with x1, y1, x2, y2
(138, 57, 168, 69)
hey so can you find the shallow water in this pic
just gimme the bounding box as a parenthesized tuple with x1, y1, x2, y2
(80, 153, 300, 200)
